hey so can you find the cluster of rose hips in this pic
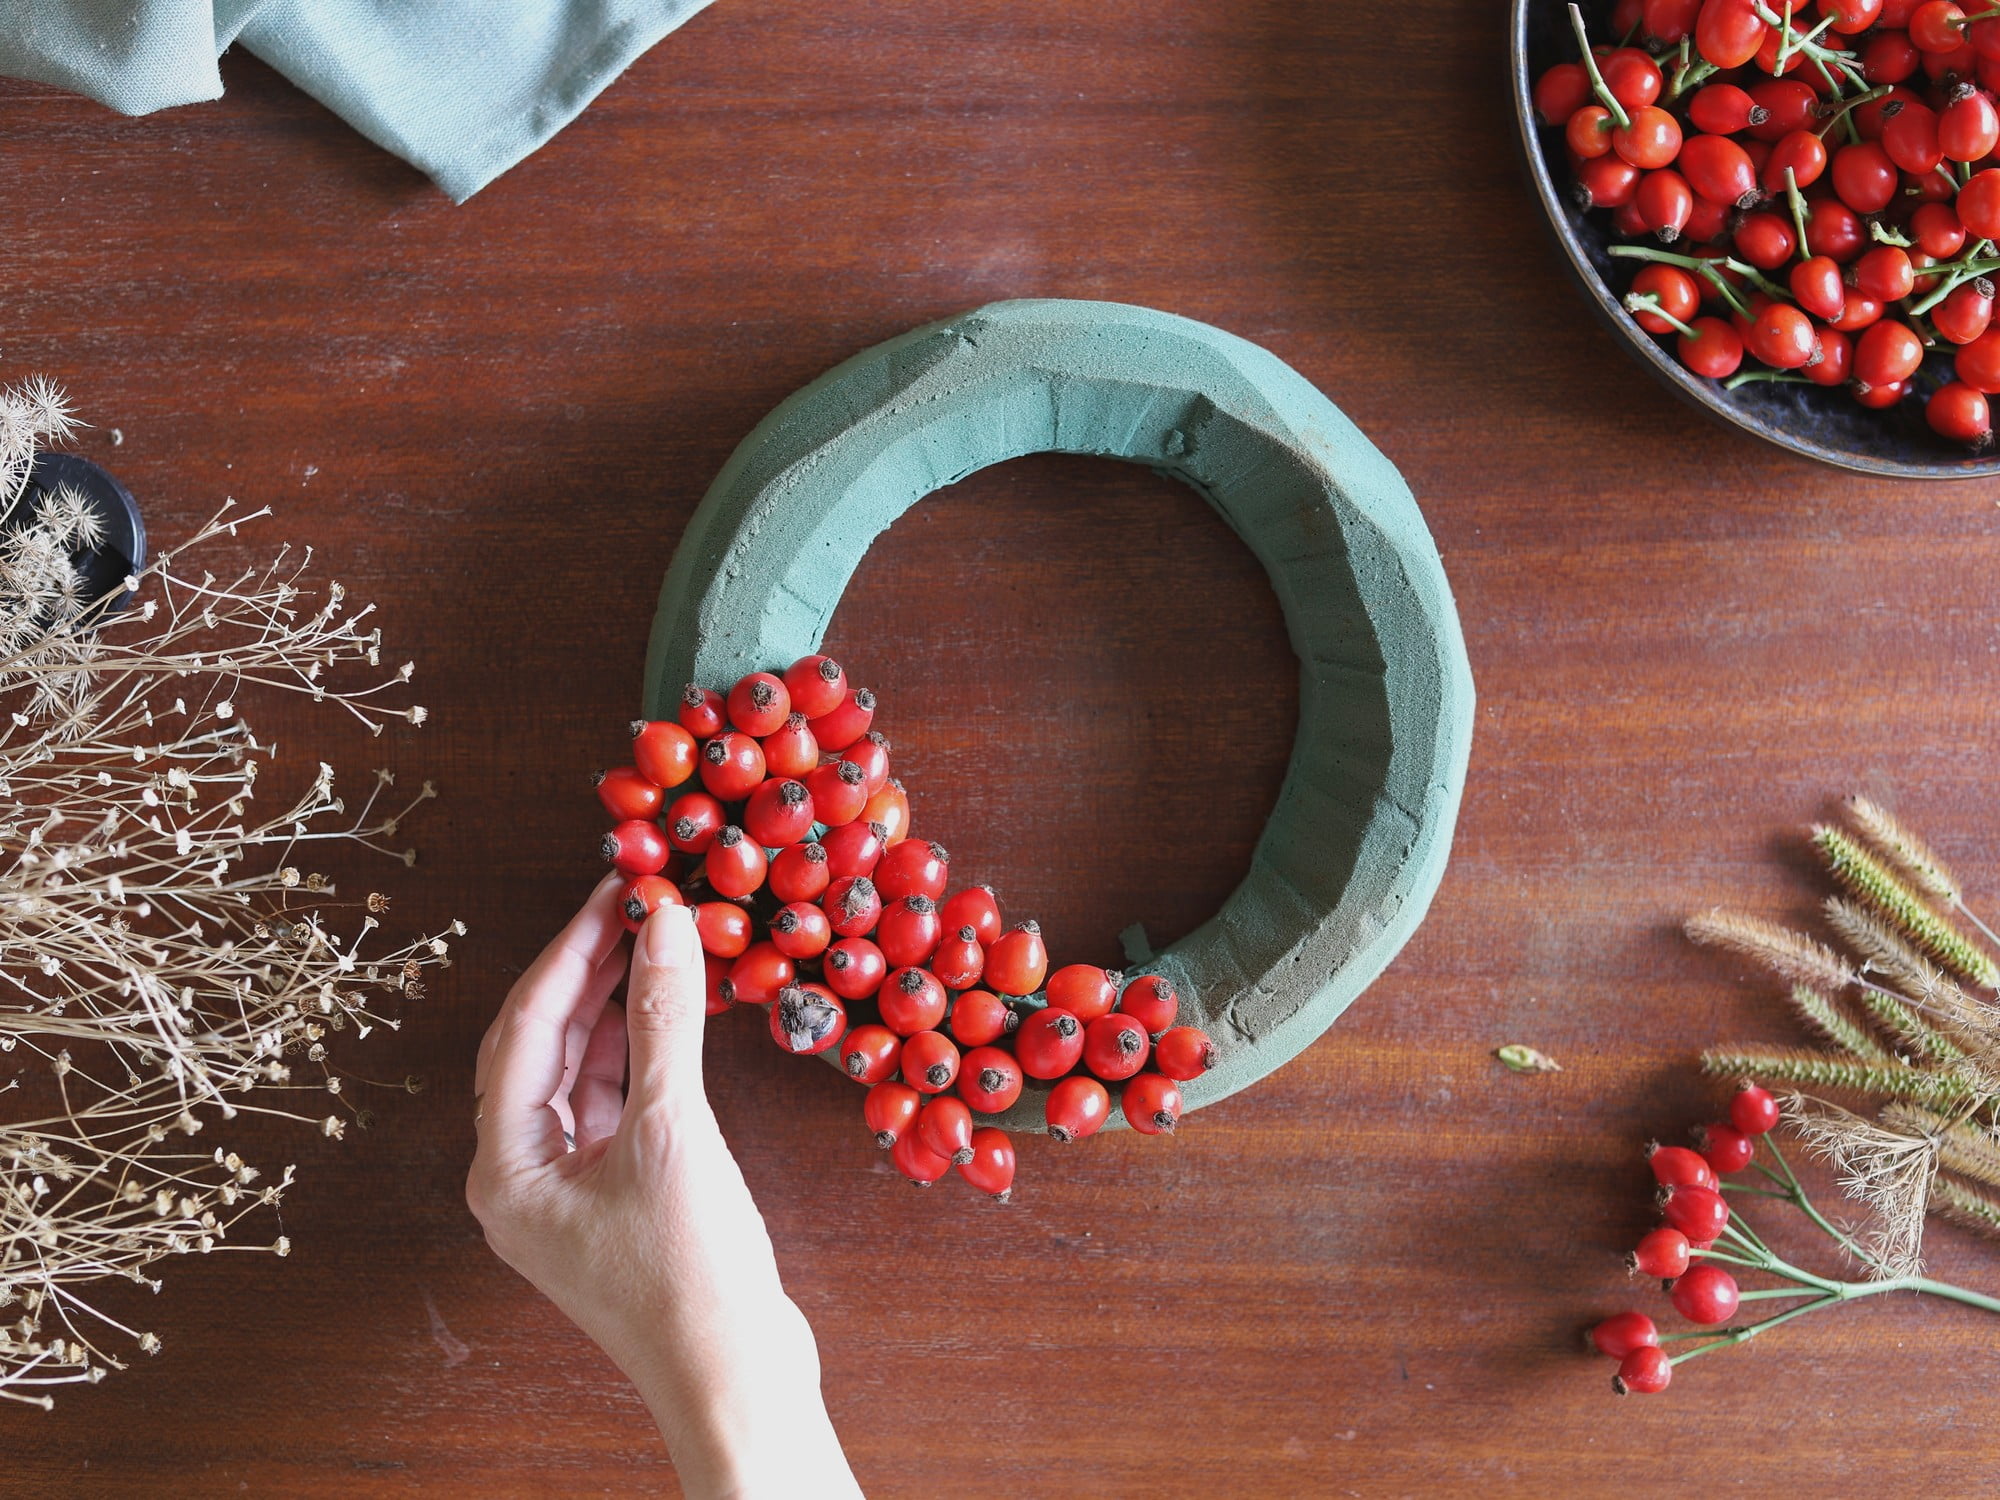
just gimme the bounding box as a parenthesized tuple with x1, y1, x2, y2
(1533, 0, 2000, 445)
(1586, 1081, 1783, 1394)
(595, 655, 1220, 1198)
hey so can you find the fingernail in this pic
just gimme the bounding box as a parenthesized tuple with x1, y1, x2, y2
(643, 900, 692, 964)
(594, 869, 626, 897)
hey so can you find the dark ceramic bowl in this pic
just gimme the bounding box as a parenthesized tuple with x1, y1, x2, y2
(1511, 0, 2000, 478)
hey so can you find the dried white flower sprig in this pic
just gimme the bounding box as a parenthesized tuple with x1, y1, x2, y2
(0, 379, 459, 1409)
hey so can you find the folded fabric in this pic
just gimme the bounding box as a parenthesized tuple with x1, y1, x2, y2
(1, 0, 719, 201)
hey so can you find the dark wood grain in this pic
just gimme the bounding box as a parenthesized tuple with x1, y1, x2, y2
(7, 1, 2000, 1493)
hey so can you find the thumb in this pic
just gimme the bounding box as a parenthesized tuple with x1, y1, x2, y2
(625, 901, 709, 1104)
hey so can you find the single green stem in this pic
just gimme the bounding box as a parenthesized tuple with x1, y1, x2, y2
(1569, 3, 1632, 128)
(1764, 1134, 1877, 1267)
(1869, 220, 1914, 247)
(1907, 1275, 2000, 1316)
(1689, 1244, 1772, 1270)
(1725, 369, 1814, 389)
(1737, 1286, 1826, 1301)
(1785, 167, 1810, 263)
(1624, 293, 1698, 337)
(1814, 84, 1891, 140)
(1667, 1295, 1840, 1365)
(1608, 244, 1755, 314)
(1776, 0, 1798, 74)
(1719, 1181, 1795, 1199)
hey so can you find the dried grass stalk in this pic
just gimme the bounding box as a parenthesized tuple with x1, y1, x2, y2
(1812, 824, 1999, 988)
(1845, 795, 1963, 905)
(1684, 908, 1856, 993)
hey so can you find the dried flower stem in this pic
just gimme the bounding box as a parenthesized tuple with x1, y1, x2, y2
(0, 387, 459, 1407)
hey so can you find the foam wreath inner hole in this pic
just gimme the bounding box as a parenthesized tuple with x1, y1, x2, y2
(645, 299, 1474, 1131)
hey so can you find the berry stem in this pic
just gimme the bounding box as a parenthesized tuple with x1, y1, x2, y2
(1666, 1294, 1841, 1365)
(1813, 84, 1891, 141)
(1606, 245, 1757, 315)
(1763, 1132, 1878, 1266)
(1568, 3, 1632, 130)
(1624, 293, 1698, 337)
(1784, 168, 1810, 265)
(1723, 369, 1814, 389)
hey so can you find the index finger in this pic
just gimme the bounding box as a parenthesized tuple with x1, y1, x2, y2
(474, 871, 626, 1101)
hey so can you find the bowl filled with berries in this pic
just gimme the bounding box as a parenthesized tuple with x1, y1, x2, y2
(1513, 0, 2000, 474)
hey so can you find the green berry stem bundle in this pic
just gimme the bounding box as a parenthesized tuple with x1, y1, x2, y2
(1588, 1087, 2000, 1396)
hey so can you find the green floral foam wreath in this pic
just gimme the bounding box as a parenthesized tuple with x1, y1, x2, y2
(644, 299, 1474, 1130)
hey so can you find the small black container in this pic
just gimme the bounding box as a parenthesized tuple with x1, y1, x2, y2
(6, 452, 148, 612)
(1510, 0, 2000, 479)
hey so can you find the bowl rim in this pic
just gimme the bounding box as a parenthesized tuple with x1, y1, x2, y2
(1509, 0, 2000, 480)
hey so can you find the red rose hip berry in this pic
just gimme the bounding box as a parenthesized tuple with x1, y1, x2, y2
(1045, 964, 1120, 1022)
(1121, 1073, 1182, 1135)
(726, 671, 791, 737)
(698, 732, 766, 801)
(768, 839, 830, 903)
(1082, 1013, 1151, 1081)
(1613, 1345, 1673, 1395)
(760, 713, 820, 780)
(822, 875, 883, 938)
(677, 683, 726, 738)
(863, 1080, 921, 1147)
(811, 687, 876, 752)
(769, 901, 833, 960)
(769, 983, 846, 1056)
(940, 886, 1004, 947)
(878, 966, 948, 1035)
(1729, 1082, 1781, 1136)
(901, 1030, 961, 1094)
(783, 654, 848, 719)
(602, 819, 670, 876)
(841, 1024, 902, 1086)
(596, 766, 665, 822)
(958, 1127, 1017, 1201)
(823, 937, 888, 1000)
(1045, 1075, 1111, 1142)
(1627, 1227, 1692, 1280)
(931, 926, 987, 991)
(1014, 1007, 1085, 1079)
(875, 894, 943, 968)
(1117, 975, 1179, 1035)
(618, 875, 683, 932)
(1658, 1182, 1731, 1241)
(631, 720, 698, 788)
(1153, 1026, 1218, 1080)
(948, 989, 1015, 1047)
(983, 921, 1049, 996)
(957, 1046, 1025, 1112)
(1588, 1310, 1659, 1359)
(703, 826, 768, 900)
(917, 1096, 976, 1164)
(1670, 1264, 1741, 1325)
(875, 839, 949, 904)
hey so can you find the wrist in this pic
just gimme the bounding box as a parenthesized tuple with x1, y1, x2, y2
(624, 1299, 851, 1498)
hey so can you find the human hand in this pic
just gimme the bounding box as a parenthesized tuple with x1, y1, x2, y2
(467, 874, 861, 1498)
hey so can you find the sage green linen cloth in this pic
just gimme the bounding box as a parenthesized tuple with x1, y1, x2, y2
(1, 0, 718, 200)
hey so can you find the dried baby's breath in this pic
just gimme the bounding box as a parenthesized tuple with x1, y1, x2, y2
(0, 381, 458, 1407)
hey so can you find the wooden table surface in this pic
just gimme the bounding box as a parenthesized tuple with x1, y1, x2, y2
(8, 2, 2000, 1493)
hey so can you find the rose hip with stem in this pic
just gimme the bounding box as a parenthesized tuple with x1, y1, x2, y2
(958, 1128, 1017, 1201)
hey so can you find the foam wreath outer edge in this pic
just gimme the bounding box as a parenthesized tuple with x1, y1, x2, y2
(643, 297, 1475, 1133)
